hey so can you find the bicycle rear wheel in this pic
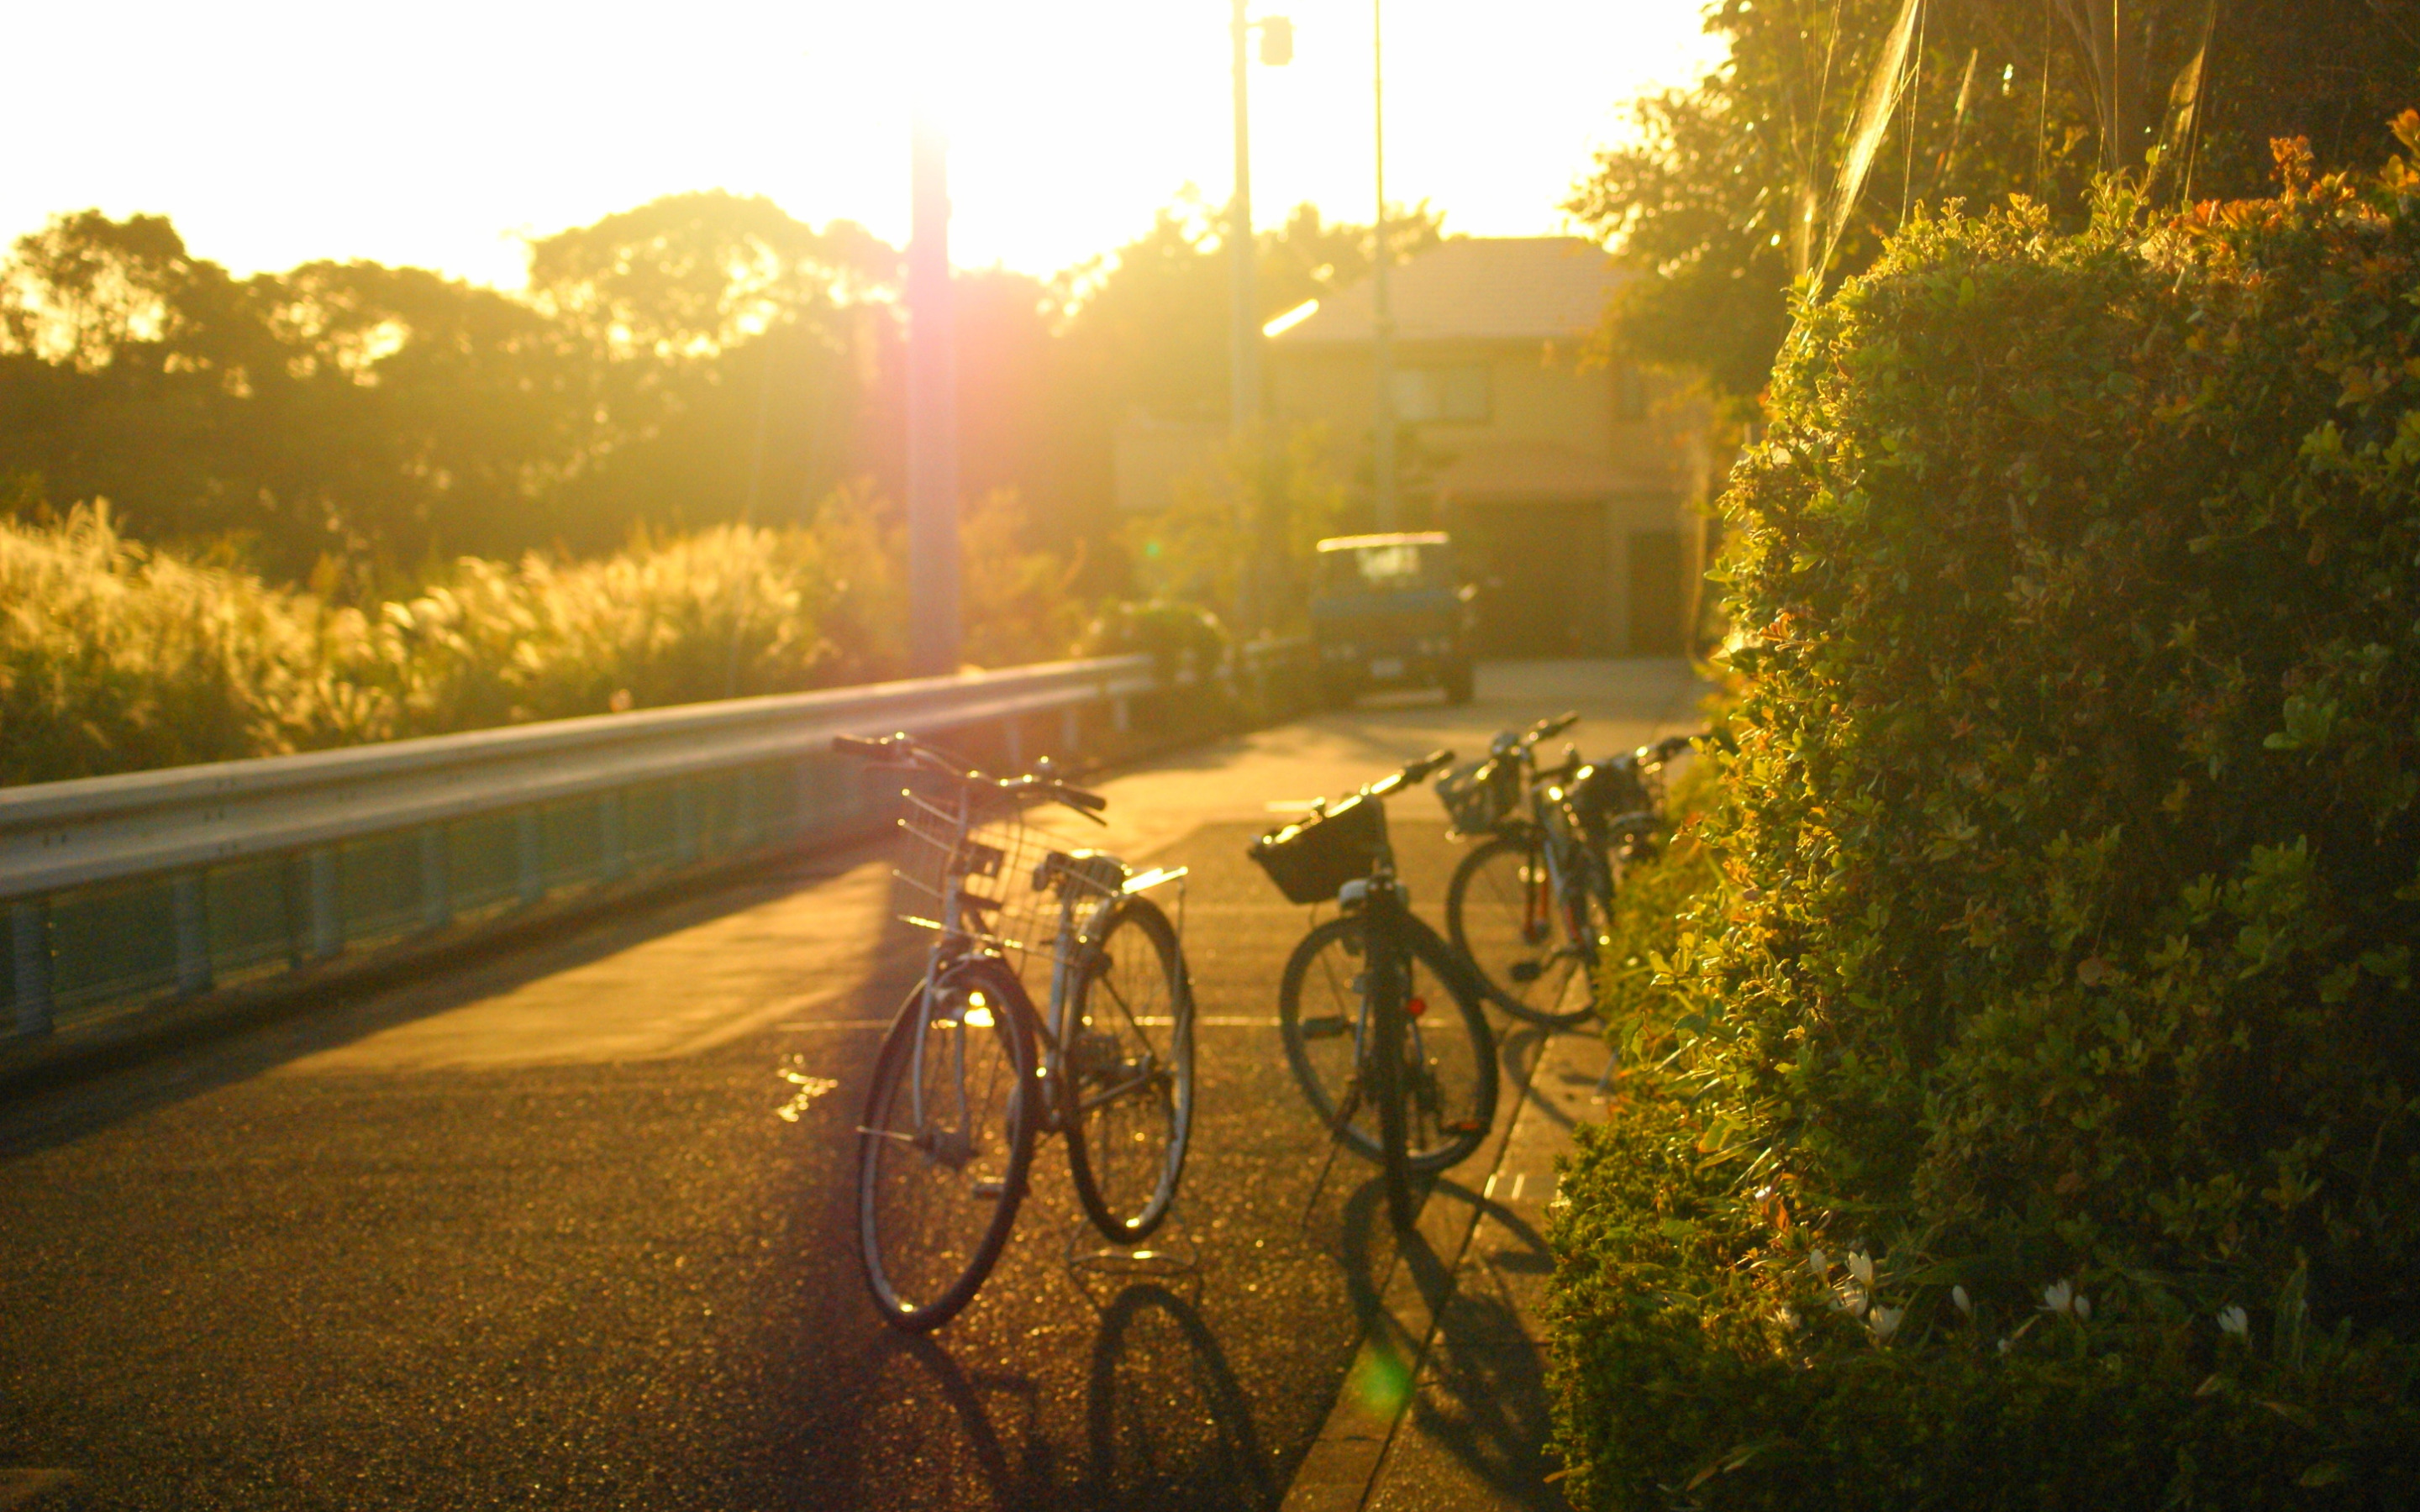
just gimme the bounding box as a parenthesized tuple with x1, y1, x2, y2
(1063, 895, 1197, 1243)
(1276, 916, 1496, 1173)
(1445, 832, 1606, 1029)
(857, 976, 1036, 1331)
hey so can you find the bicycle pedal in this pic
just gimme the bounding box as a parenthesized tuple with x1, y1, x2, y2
(971, 1178, 1009, 1200)
(1298, 1015, 1351, 1040)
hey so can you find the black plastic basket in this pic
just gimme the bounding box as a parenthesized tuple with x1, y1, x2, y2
(1434, 757, 1522, 834)
(1248, 794, 1386, 905)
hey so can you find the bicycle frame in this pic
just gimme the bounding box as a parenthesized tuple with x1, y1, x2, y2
(908, 788, 1190, 1146)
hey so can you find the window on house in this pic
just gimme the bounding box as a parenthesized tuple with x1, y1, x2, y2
(1390, 364, 1490, 424)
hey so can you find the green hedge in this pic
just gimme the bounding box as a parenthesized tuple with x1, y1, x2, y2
(1551, 133, 2420, 1508)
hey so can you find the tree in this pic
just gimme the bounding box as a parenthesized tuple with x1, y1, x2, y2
(1568, 0, 2420, 409)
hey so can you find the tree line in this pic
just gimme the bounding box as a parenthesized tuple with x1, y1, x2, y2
(0, 190, 1437, 594)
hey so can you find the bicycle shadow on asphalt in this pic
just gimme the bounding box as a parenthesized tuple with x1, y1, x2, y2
(848, 1278, 1278, 1511)
(1331, 1171, 1568, 1512)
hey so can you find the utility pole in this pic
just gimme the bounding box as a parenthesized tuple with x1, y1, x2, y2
(1370, 0, 1398, 533)
(1228, 0, 1260, 638)
(906, 113, 960, 678)
(1229, 0, 1261, 445)
(1228, 6, 1290, 638)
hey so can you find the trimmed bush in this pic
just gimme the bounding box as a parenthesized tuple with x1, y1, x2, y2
(1551, 134, 2420, 1508)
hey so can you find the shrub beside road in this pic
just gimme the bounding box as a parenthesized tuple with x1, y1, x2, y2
(1550, 139, 2420, 1505)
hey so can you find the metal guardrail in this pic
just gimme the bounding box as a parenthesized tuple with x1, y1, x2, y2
(3, 639, 1316, 1045)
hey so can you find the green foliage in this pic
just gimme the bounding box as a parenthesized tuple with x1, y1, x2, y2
(1550, 144, 2420, 1505)
(0, 488, 1088, 785)
(1125, 423, 1349, 633)
(1568, 0, 2420, 407)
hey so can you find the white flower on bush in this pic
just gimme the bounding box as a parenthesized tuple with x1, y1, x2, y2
(1807, 1247, 1829, 1279)
(1834, 1278, 1870, 1319)
(1869, 1305, 1904, 1344)
(1848, 1251, 1876, 1288)
(2042, 1279, 2081, 1318)
(1951, 1284, 1973, 1319)
(2218, 1305, 2250, 1339)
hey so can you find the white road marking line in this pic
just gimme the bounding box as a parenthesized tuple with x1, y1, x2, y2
(1510, 1172, 1528, 1201)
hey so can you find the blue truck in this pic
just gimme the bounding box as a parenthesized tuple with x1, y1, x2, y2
(1308, 533, 1477, 707)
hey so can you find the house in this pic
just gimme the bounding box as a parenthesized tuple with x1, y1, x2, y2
(1262, 236, 1708, 658)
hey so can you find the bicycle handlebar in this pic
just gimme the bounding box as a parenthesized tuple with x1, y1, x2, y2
(1360, 747, 1457, 803)
(831, 732, 1108, 819)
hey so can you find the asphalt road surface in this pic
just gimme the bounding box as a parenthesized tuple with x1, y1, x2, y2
(0, 660, 1703, 1510)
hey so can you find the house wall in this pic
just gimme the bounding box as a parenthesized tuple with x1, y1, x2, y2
(1267, 339, 1704, 654)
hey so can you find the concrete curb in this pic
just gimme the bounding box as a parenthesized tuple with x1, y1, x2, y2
(1280, 1022, 1602, 1511)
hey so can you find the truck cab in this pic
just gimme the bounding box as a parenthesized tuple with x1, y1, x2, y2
(1308, 533, 1477, 706)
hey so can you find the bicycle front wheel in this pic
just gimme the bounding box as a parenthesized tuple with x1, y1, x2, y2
(1445, 833, 1606, 1029)
(857, 977, 1037, 1331)
(1063, 896, 1197, 1243)
(1276, 916, 1496, 1173)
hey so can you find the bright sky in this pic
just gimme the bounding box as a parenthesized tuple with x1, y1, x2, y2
(7, 0, 1721, 291)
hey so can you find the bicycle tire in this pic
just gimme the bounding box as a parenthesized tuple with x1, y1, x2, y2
(856, 973, 1037, 1331)
(1062, 895, 1197, 1243)
(1276, 915, 1496, 1173)
(1444, 832, 1606, 1029)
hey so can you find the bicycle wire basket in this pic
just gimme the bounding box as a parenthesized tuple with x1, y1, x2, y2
(1434, 755, 1523, 835)
(891, 782, 1124, 988)
(1248, 793, 1387, 906)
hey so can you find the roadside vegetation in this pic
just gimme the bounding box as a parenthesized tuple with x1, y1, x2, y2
(0, 490, 1081, 785)
(1550, 135, 2420, 1506)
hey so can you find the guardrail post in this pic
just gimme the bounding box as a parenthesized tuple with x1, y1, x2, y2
(306, 848, 341, 960)
(673, 783, 700, 864)
(1003, 718, 1024, 774)
(12, 900, 53, 1037)
(1112, 696, 1132, 735)
(600, 792, 629, 881)
(1059, 706, 1081, 757)
(172, 873, 213, 998)
(419, 827, 452, 929)
(515, 810, 544, 906)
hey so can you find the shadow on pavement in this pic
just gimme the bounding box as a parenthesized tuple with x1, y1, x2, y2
(0, 843, 923, 1158)
(847, 1278, 1278, 1511)
(1328, 1168, 1567, 1512)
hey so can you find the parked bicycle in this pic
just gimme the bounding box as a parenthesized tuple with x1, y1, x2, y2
(1248, 748, 1497, 1230)
(834, 732, 1197, 1331)
(1437, 719, 1696, 1030)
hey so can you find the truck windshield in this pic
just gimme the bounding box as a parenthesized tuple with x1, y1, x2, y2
(1323, 543, 1448, 593)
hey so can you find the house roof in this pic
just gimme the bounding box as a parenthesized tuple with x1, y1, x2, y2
(1265, 236, 1625, 347)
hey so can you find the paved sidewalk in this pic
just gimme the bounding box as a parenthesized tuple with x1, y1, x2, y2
(1283, 1024, 1611, 1512)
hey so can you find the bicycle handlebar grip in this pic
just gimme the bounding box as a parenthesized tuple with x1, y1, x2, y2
(1402, 748, 1458, 785)
(1648, 733, 1698, 763)
(831, 732, 894, 758)
(1050, 782, 1109, 813)
(1533, 711, 1581, 742)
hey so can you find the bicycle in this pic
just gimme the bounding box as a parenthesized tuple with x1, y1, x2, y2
(1248, 748, 1497, 1230)
(1438, 722, 1696, 1030)
(834, 732, 1197, 1331)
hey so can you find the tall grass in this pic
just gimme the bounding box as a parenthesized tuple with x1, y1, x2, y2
(0, 491, 1071, 786)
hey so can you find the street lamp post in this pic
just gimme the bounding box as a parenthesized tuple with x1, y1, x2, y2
(1228, 5, 1290, 638)
(906, 113, 960, 677)
(1370, 0, 1398, 533)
